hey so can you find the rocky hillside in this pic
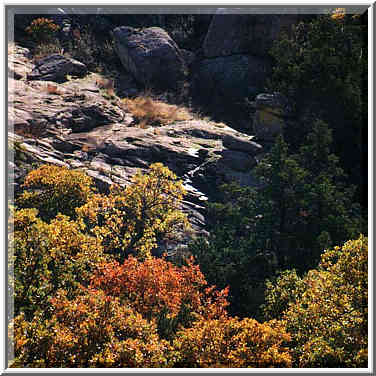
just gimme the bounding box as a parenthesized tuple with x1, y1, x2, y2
(8, 42, 281, 250)
(8, 10, 368, 369)
(9, 11, 298, 256)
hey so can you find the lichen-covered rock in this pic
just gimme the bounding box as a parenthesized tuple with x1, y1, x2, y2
(252, 93, 288, 141)
(113, 26, 187, 91)
(28, 54, 88, 83)
(203, 11, 297, 58)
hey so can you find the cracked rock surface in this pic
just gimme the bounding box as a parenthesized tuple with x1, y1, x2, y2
(9, 44, 264, 246)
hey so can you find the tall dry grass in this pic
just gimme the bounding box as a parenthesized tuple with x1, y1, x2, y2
(121, 95, 193, 128)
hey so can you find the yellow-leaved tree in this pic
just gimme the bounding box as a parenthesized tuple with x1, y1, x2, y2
(76, 162, 189, 260)
(263, 235, 368, 367)
(173, 317, 292, 367)
(9, 208, 108, 319)
(17, 164, 94, 221)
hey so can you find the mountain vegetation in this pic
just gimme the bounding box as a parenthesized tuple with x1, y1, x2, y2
(8, 8, 368, 368)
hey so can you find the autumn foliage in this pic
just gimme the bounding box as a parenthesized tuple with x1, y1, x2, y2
(12, 289, 175, 368)
(9, 163, 367, 368)
(77, 162, 188, 260)
(90, 256, 229, 338)
(174, 317, 291, 367)
(17, 164, 94, 221)
(12, 255, 294, 368)
(263, 235, 368, 367)
(25, 18, 60, 42)
(10, 208, 107, 318)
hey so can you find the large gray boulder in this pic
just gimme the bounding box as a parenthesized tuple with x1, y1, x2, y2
(194, 54, 270, 104)
(193, 11, 296, 113)
(203, 12, 297, 58)
(113, 26, 187, 91)
(28, 54, 87, 83)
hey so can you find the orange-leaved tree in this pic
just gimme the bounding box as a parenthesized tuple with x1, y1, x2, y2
(11, 289, 176, 368)
(11, 256, 293, 368)
(90, 255, 229, 339)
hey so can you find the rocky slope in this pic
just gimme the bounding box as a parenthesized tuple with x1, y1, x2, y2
(8, 44, 268, 252)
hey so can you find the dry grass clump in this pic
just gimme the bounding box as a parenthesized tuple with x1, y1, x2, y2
(121, 95, 193, 128)
(32, 39, 65, 62)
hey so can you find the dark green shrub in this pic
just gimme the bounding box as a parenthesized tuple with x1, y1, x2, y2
(268, 11, 367, 204)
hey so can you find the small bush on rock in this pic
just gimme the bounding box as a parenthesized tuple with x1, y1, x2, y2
(32, 39, 64, 61)
(25, 18, 60, 42)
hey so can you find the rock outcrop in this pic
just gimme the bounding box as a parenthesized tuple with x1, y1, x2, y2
(193, 11, 297, 117)
(8, 44, 33, 80)
(113, 26, 187, 91)
(28, 54, 88, 83)
(203, 12, 297, 58)
(9, 75, 125, 137)
(8, 45, 264, 242)
(194, 54, 269, 105)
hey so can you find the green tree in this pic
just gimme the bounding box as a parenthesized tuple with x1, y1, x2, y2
(189, 184, 276, 318)
(254, 135, 308, 269)
(268, 11, 367, 204)
(294, 119, 364, 264)
(254, 119, 363, 270)
(190, 120, 363, 317)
